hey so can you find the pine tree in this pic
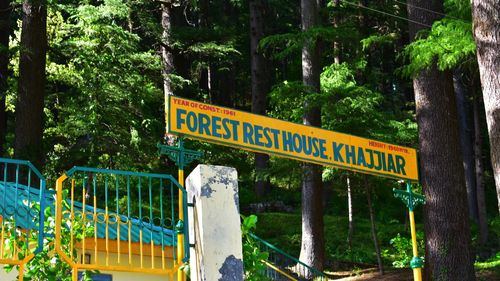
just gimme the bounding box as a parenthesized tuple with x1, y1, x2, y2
(15, 0, 47, 168)
(250, 0, 270, 198)
(0, 0, 9, 156)
(299, 0, 325, 275)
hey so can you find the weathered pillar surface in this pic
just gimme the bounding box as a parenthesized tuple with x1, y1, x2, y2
(186, 164, 244, 281)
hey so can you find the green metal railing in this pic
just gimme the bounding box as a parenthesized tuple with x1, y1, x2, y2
(249, 233, 327, 281)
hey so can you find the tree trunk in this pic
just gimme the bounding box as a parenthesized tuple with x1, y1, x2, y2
(407, 0, 475, 280)
(473, 85, 489, 249)
(332, 0, 340, 64)
(0, 0, 9, 157)
(14, 0, 47, 169)
(346, 175, 353, 251)
(161, 3, 173, 97)
(161, 2, 176, 144)
(299, 0, 325, 274)
(250, 0, 270, 198)
(453, 70, 478, 222)
(472, 0, 500, 215)
(365, 176, 383, 275)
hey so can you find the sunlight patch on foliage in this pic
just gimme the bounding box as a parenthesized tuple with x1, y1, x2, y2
(402, 19, 475, 76)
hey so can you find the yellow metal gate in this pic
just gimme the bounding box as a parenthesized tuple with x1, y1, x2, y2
(55, 166, 188, 280)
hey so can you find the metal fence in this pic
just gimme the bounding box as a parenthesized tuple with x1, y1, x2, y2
(0, 158, 47, 281)
(55, 166, 188, 280)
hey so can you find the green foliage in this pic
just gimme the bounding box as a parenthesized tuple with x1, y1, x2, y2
(3, 192, 95, 280)
(361, 33, 399, 51)
(34, 0, 166, 178)
(444, 0, 472, 20)
(268, 80, 308, 123)
(475, 252, 500, 272)
(241, 215, 270, 281)
(402, 19, 475, 76)
(382, 232, 425, 268)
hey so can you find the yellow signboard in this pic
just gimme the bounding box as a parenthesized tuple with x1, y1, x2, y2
(166, 96, 419, 181)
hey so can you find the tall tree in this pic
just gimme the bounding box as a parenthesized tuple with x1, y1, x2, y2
(0, 0, 9, 156)
(160, 0, 176, 144)
(472, 0, 500, 215)
(250, 0, 270, 198)
(14, 0, 47, 168)
(364, 176, 383, 275)
(453, 70, 478, 222)
(346, 175, 353, 250)
(473, 83, 489, 249)
(407, 0, 475, 279)
(299, 0, 325, 274)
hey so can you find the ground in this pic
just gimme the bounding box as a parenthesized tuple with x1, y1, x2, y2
(327, 268, 500, 280)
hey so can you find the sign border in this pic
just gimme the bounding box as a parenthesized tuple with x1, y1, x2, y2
(167, 95, 420, 182)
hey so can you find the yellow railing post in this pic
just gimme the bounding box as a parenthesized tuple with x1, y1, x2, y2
(177, 168, 185, 281)
(18, 263, 24, 281)
(54, 175, 67, 257)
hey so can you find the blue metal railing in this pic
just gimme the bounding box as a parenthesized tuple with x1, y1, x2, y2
(0, 158, 46, 269)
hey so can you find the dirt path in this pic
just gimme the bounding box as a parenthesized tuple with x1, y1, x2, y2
(329, 269, 413, 280)
(329, 269, 499, 280)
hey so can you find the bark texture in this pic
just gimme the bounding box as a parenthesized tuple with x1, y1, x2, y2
(365, 176, 383, 275)
(346, 175, 353, 251)
(472, 0, 500, 215)
(161, 2, 176, 144)
(250, 0, 270, 198)
(15, 0, 47, 168)
(0, 0, 9, 157)
(161, 3, 173, 97)
(299, 0, 325, 273)
(473, 88, 489, 248)
(453, 70, 478, 222)
(408, 0, 475, 280)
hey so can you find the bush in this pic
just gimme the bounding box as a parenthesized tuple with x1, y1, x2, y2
(241, 215, 270, 281)
(382, 232, 424, 268)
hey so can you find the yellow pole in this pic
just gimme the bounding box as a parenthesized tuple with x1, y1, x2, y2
(177, 168, 186, 281)
(18, 263, 24, 281)
(409, 210, 422, 281)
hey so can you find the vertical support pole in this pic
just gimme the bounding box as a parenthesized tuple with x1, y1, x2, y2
(72, 267, 78, 281)
(18, 263, 24, 281)
(393, 182, 424, 281)
(158, 137, 203, 281)
(409, 210, 422, 281)
(177, 168, 185, 281)
(55, 175, 67, 260)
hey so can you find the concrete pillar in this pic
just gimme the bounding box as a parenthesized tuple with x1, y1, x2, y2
(186, 165, 244, 281)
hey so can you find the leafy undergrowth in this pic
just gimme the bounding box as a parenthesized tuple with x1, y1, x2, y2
(253, 212, 500, 278)
(475, 252, 500, 280)
(254, 212, 416, 267)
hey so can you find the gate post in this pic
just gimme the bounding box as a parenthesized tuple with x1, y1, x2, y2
(186, 165, 244, 281)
